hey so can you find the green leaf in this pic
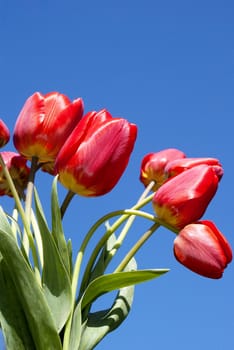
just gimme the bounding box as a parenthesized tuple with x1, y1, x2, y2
(67, 239, 73, 274)
(86, 232, 117, 287)
(81, 268, 169, 310)
(68, 299, 83, 350)
(0, 207, 62, 350)
(34, 189, 72, 332)
(0, 256, 35, 350)
(51, 177, 71, 275)
(78, 258, 136, 350)
(69, 233, 120, 350)
(79, 286, 134, 350)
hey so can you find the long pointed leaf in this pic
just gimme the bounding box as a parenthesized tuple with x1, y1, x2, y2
(78, 258, 137, 350)
(34, 189, 72, 332)
(0, 207, 62, 350)
(82, 268, 169, 310)
(51, 177, 71, 275)
(88, 232, 117, 284)
(68, 300, 83, 350)
(79, 286, 134, 350)
(0, 256, 35, 350)
(69, 233, 130, 350)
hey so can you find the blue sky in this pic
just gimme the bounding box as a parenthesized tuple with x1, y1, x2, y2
(0, 1, 233, 349)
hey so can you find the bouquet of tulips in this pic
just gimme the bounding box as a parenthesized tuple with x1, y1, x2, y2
(0, 92, 232, 350)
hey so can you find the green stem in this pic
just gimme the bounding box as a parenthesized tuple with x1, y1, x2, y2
(0, 154, 26, 226)
(104, 181, 155, 267)
(79, 192, 155, 296)
(62, 251, 83, 349)
(0, 154, 40, 276)
(62, 193, 154, 349)
(24, 157, 38, 214)
(23, 156, 38, 254)
(10, 207, 19, 242)
(0, 154, 41, 283)
(114, 222, 160, 273)
(60, 190, 75, 219)
(30, 208, 44, 269)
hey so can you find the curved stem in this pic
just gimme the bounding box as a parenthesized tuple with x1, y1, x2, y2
(0, 154, 40, 277)
(114, 222, 160, 273)
(104, 181, 156, 267)
(63, 192, 155, 348)
(79, 192, 155, 296)
(60, 190, 75, 219)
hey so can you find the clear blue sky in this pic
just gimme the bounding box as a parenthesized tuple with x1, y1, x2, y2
(0, 1, 233, 349)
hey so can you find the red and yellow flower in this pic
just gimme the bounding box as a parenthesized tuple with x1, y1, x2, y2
(55, 109, 137, 196)
(140, 148, 186, 191)
(13, 92, 84, 169)
(152, 164, 221, 229)
(174, 220, 232, 278)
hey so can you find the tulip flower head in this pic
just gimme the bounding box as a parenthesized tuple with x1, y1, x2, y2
(174, 221, 232, 278)
(55, 109, 137, 196)
(165, 157, 223, 180)
(140, 148, 186, 191)
(0, 151, 30, 197)
(13, 92, 84, 166)
(0, 119, 10, 148)
(153, 164, 221, 229)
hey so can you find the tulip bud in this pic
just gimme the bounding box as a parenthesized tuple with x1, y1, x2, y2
(0, 119, 10, 147)
(153, 165, 220, 229)
(0, 151, 30, 197)
(165, 157, 223, 180)
(174, 221, 232, 278)
(55, 109, 137, 196)
(13, 92, 84, 166)
(140, 148, 186, 191)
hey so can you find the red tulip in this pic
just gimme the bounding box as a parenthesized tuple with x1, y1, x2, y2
(165, 157, 223, 180)
(152, 165, 220, 229)
(174, 221, 232, 278)
(55, 109, 137, 196)
(0, 119, 10, 147)
(13, 92, 84, 166)
(140, 148, 186, 190)
(0, 151, 30, 197)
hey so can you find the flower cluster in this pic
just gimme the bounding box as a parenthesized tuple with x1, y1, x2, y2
(0, 91, 232, 349)
(12, 92, 137, 196)
(0, 92, 137, 198)
(140, 149, 232, 278)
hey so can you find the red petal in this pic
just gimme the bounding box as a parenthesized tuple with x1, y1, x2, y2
(174, 223, 230, 278)
(43, 92, 71, 127)
(199, 220, 233, 264)
(13, 92, 45, 155)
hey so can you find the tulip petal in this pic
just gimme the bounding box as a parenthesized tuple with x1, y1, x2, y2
(55, 110, 137, 196)
(13, 92, 84, 163)
(153, 165, 220, 229)
(200, 220, 232, 264)
(43, 92, 71, 126)
(165, 157, 223, 180)
(140, 148, 186, 190)
(174, 221, 232, 278)
(13, 92, 45, 158)
(0, 119, 10, 147)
